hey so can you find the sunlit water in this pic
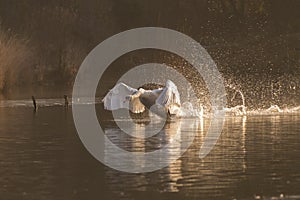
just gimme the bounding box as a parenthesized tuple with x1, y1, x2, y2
(0, 101, 299, 200)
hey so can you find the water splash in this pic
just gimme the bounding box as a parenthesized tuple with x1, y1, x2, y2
(179, 102, 204, 118)
(227, 84, 247, 115)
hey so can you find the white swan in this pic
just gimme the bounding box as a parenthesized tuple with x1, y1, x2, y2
(102, 80, 181, 118)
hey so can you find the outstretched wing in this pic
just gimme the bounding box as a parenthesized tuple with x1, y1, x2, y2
(102, 83, 145, 113)
(156, 80, 181, 115)
(102, 83, 137, 110)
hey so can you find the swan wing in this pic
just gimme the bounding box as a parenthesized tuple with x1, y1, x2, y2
(156, 80, 181, 115)
(102, 83, 137, 111)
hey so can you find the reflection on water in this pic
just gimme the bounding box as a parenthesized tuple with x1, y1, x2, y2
(104, 119, 198, 173)
(0, 106, 299, 200)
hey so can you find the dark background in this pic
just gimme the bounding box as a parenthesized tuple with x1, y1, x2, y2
(0, 0, 299, 108)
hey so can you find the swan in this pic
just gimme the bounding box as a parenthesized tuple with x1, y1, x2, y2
(102, 80, 181, 118)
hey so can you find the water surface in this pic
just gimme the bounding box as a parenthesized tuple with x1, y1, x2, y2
(0, 105, 299, 200)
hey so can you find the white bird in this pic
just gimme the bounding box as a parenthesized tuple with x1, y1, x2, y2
(102, 80, 181, 118)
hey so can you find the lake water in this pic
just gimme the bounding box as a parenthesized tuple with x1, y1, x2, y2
(0, 103, 299, 200)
